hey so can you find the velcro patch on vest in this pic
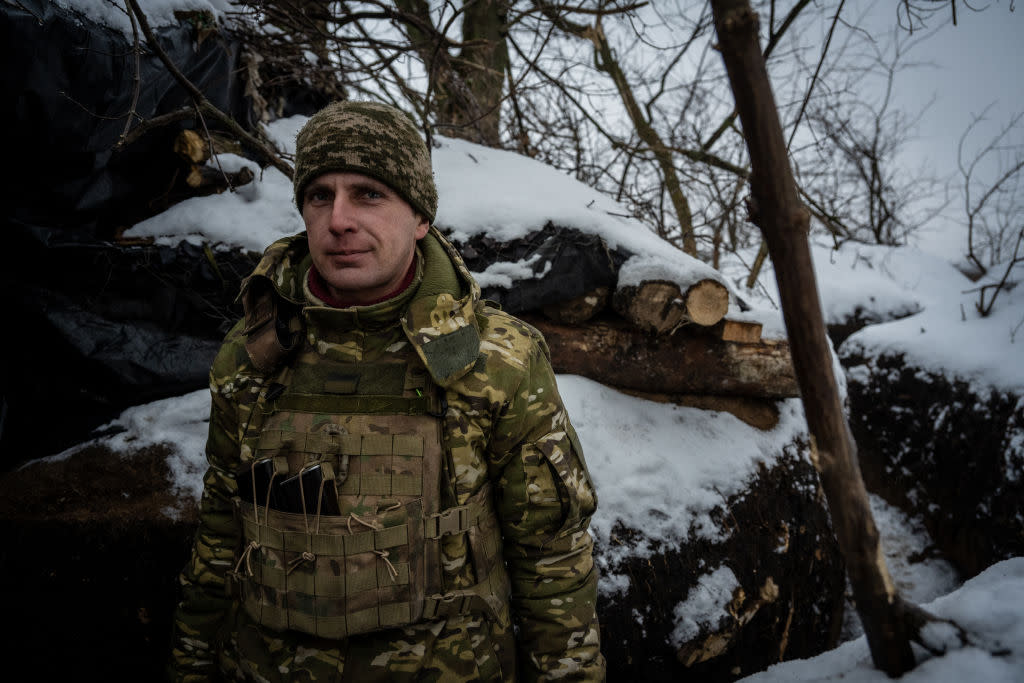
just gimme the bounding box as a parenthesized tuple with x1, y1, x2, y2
(289, 362, 408, 395)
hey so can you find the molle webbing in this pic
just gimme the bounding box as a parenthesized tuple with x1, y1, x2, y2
(273, 394, 432, 416)
(229, 483, 506, 639)
(228, 354, 509, 639)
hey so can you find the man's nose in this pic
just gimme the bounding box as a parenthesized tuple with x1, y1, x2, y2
(329, 195, 359, 234)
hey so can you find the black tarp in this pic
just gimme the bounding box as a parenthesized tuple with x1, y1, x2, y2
(2, 0, 253, 240)
(0, 1, 258, 465)
(451, 224, 628, 314)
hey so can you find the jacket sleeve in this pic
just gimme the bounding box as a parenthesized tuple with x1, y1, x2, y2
(168, 334, 248, 681)
(491, 335, 605, 682)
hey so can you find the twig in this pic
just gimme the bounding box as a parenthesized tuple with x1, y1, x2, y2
(119, 0, 144, 145)
(123, 0, 293, 179)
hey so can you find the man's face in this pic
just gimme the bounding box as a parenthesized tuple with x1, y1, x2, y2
(302, 171, 430, 305)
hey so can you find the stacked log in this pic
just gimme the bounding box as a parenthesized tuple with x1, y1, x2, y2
(173, 128, 254, 196)
(613, 278, 729, 332)
(504, 232, 797, 431)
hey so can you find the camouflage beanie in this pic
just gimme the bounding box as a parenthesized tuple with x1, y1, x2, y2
(293, 101, 437, 221)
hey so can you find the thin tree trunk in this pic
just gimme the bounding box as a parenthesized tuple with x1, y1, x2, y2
(395, 0, 508, 146)
(709, 0, 916, 675)
(585, 21, 698, 256)
(537, 5, 698, 256)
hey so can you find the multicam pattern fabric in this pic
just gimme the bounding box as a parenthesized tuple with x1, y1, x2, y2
(170, 227, 604, 681)
(292, 101, 438, 220)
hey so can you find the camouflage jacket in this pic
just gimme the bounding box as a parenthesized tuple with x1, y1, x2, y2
(170, 227, 604, 682)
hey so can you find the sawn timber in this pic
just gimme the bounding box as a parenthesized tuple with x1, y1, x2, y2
(519, 313, 799, 399)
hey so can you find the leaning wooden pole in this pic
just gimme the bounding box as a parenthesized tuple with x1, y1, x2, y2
(709, 0, 916, 675)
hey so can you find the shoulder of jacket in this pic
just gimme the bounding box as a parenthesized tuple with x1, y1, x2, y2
(240, 232, 310, 305)
(208, 319, 264, 395)
(475, 305, 551, 369)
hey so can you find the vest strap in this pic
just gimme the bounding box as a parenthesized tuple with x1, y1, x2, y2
(424, 483, 493, 539)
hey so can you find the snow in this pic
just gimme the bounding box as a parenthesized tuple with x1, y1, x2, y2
(837, 247, 1024, 395)
(125, 151, 303, 253)
(670, 565, 741, 648)
(53, 0, 234, 36)
(618, 251, 728, 296)
(561, 376, 808, 569)
(433, 138, 683, 257)
(43, 3, 1024, 678)
(761, 242, 924, 328)
(43, 389, 210, 508)
(740, 557, 1024, 683)
(840, 494, 961, 642)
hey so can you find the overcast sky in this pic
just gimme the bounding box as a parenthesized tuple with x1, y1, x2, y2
(873, 2, 1023, 162)
(833, 1, 1021, 257)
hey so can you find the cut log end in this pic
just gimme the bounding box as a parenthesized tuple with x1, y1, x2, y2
(715, 318, 764, 343)
(685, 279, 730, 326)
(614, 278, 730, 333)
(173, 129, 209, 165)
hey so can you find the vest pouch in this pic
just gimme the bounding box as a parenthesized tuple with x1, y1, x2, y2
(277, 461, 341, 516)
(466, 492, 511, 625)
(229, 494, 428, 639)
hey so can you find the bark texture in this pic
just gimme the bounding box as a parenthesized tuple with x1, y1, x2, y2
(520, 313, 798, 399)
(710, 0, 916, 674)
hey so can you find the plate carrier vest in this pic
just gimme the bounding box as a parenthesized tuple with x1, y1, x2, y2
(225, 294, 511, 640)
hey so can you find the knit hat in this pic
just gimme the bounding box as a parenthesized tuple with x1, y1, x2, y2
(293, 101, 438, 221)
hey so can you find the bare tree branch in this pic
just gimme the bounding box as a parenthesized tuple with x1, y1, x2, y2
(123, 0, 293, 179)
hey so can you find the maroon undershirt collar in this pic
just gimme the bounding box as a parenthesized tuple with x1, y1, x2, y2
(307, 259, 417, 308)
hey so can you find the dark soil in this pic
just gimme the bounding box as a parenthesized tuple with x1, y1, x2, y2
(597, 446, 846, 682)
(843, 351, 1024, 578)
(0, 444, 197, 681)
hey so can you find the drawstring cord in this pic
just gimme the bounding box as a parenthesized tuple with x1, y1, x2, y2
(234, 540, 261, 576)
(287, 551, 316, 575)
(346, 512, 394, 580)
(347, 511, 382, 535)
(263, 471, 280, 526)
(247, 460, 279, 527)
(374, 550, 399, 582)
(249, 461, 259, 521)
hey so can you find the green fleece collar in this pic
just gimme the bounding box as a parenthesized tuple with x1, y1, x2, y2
(239, 227, 482, 387)
(402, 227, 482, 387)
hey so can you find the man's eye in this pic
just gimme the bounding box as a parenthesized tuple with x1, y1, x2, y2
(307, 189, 331, 203)
(363, 189, 385, 200)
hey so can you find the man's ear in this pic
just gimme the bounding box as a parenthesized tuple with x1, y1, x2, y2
(414, 215, 430, 240)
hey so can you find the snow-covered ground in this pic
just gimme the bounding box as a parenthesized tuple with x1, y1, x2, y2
(744, 556, 1024, 682)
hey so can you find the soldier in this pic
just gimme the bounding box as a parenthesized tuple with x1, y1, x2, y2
(169, 100, 605, 682)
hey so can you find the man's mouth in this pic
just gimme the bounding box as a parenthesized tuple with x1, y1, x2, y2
(329, 248, 371, 257)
